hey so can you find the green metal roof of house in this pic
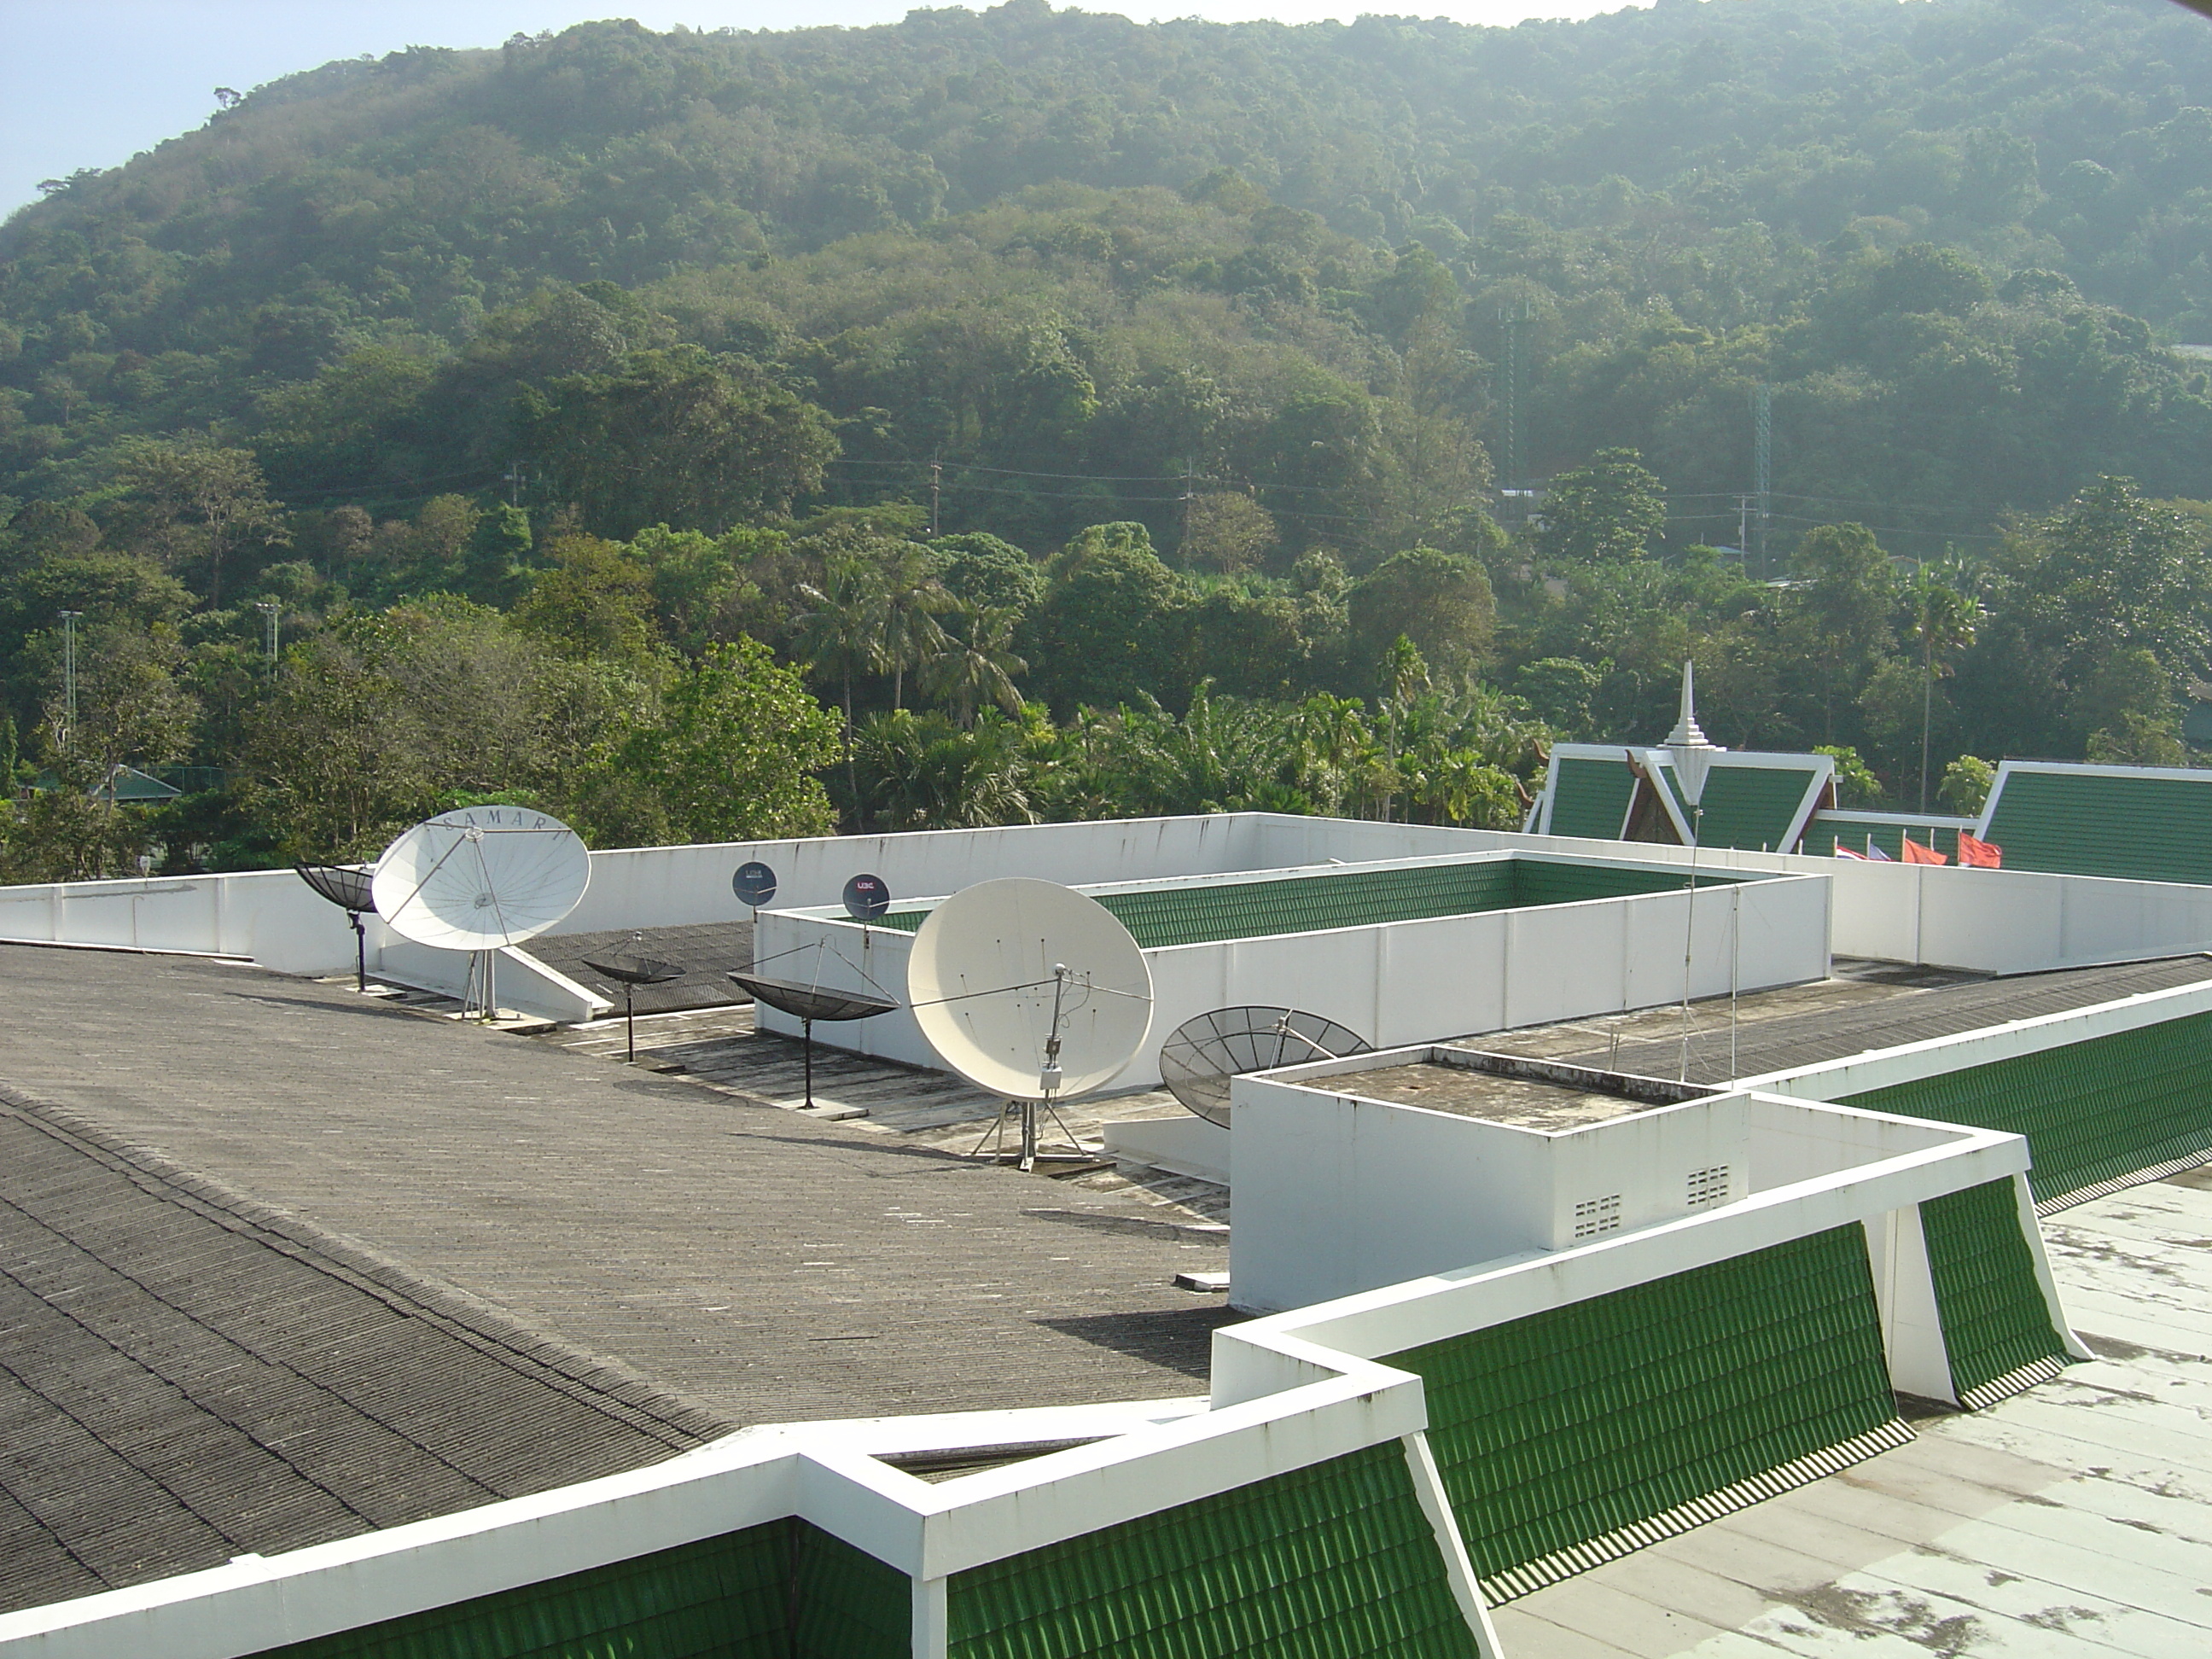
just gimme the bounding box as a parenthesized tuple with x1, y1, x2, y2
(1801, 813, 1970, 861)
(1978, 763, 2212, 885)
(1537, 747, 1829, 852)
(876, 857, 1742, 950)
(1656, 760, 1828, 853)
(1545, 754, 1636, 838)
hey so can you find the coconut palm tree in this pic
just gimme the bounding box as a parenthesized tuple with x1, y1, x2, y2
(1908, 559, 1982, 812)
(922, 602, 1027, 729)
(793, 555, 888, 818)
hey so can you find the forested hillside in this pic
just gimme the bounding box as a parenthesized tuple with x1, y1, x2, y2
(4, 0, 2212, 875)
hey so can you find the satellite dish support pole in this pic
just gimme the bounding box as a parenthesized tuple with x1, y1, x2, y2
(801, 1016, 815, 1109)
(347, 910, 366, 993)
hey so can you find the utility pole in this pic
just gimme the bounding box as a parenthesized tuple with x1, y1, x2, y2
(1496, 306, 1524, 496)
(1752, 383, 1773, 578)
(929, 452, 941, 538)
(58, 610, 82, 748)
(1179, 458, 1194, 559)
(504, 461, 527, 508)
(1736, 494, 1751, 566)
(255, 601, 279, 664)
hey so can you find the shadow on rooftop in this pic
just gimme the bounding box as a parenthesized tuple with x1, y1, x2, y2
(1033, 1306, 1245, 1380)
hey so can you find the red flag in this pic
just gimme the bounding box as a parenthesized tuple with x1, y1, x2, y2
(1833, 845, 1868, 859)
(1901, 837, 1947, 865)
(1958, 832, 2003, 869)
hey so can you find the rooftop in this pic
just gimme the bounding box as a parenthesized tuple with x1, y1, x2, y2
(1326, 1054, 1711, 1131)
(1494, 1168, 2212, 1657)
(0, 945, 1231, 1441)
(0, 1087, 720, 1615)
(1476, 953, 2212, 1086)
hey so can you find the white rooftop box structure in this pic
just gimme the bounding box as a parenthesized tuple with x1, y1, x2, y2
(751, 848, 1831, 1090)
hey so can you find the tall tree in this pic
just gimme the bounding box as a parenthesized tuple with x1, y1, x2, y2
(114, 437, 290, 608)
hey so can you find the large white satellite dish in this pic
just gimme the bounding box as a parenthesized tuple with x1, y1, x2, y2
(371, 806, 591, 952)
(910, 879, 1151, 1166)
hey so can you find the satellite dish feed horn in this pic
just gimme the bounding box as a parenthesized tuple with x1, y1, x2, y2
(1158, 1006, 1373, 1129)
(370, 808, 590, 1022)
(906, 878, 1152, 1171)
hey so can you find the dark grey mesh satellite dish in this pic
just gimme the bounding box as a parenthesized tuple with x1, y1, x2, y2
(727, 972, 896, 1110)
(842, 873, 891, 920)
(294, 862, 376, 992)
(1158, 1006, 1373, 1129)
(733, 861, 777, 908)
(582, 945, 687, 1062)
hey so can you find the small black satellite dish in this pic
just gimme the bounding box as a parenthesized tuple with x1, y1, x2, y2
(1159, 1006, 1373, 1129)
(728, 971, 897, 1111)
(294, 862, 376, 992)
(582, 947, 687, 1063)
(842, 873, 891, 921)
(733, 860, 778, 908)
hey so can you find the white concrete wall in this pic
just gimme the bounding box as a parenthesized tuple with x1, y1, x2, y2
(1226, 1058, 2008, 1316)
(759, 859, 1830, 1091)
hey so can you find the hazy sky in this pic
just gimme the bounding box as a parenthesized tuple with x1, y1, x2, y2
(0, 0, 1644, 217)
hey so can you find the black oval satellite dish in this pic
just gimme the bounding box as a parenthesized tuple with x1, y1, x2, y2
(733, 860, 778, 907)
(843, 873, 890, 921)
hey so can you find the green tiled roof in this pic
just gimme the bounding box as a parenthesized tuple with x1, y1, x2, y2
(1837, 1011, 2212, 1205)
(1545, 754, 1635, 838)
(250, 1522, 804, 1659)
(1801, 815, 1965, 860)
(1981, 765, 2212, 884)
(1673, 763, 1823, 852)
(946, 1440, 1478, 1659)
(876, 858, 1738, 949)
(1388, 1225, 1902, 1602)
(1918, 1179, 2073, 1409)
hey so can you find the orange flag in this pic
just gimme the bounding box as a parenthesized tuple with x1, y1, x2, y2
(1901, 837, 1947, 865)
(1957, 832, 2003, 869)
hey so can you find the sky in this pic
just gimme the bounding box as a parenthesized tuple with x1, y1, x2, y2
(0, 0, 1644, 217)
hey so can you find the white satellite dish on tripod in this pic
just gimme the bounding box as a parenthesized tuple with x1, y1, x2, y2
(371, 806, 591, 1021)
(908, 877, 1152, 1170)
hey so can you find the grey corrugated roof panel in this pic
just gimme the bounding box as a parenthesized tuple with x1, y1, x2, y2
(1487, 955, 2212, 1086)
(0, 1097, 728, 1616)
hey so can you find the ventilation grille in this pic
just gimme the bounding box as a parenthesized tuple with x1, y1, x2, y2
(1571, 1195, 1622, 1238)
(1685, 1166, 1731, 1209)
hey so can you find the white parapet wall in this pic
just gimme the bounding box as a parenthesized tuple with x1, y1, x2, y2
(1225, 1045, 1998, 1316)
(753, 851, 1831, 1090)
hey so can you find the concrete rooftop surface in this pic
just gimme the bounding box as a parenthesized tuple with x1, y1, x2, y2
(1497, 1170, 2212, 1657)
(0, 944, 1233, 1429)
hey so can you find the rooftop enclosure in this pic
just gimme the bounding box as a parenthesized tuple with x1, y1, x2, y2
(1225, 1045, 2001, 1317)
(753, 851, 1829, 1089)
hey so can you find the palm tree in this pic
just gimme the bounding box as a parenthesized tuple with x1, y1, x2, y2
(879, 544, 952, 710)
(1908, 559, 1982, 812)
(1377, 634, 1429, 822)
(1295, 693, 1372, 817)
(793, 556, 888, 817)
(922, 602, 1027, 729)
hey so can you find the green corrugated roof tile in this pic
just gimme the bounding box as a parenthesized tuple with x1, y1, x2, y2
(1391, 1226, 1900, 1589)
(1676, 764, 1822, 852)
(1982, 765, 2212, 884)
(1546, 755, 1635, 838)
(1918, 1179, 2071, 1404)
(1838, 1011, 2212, 1204)
(255, 1522, 803, 1659)
(946, 1441, 1478, 1659)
